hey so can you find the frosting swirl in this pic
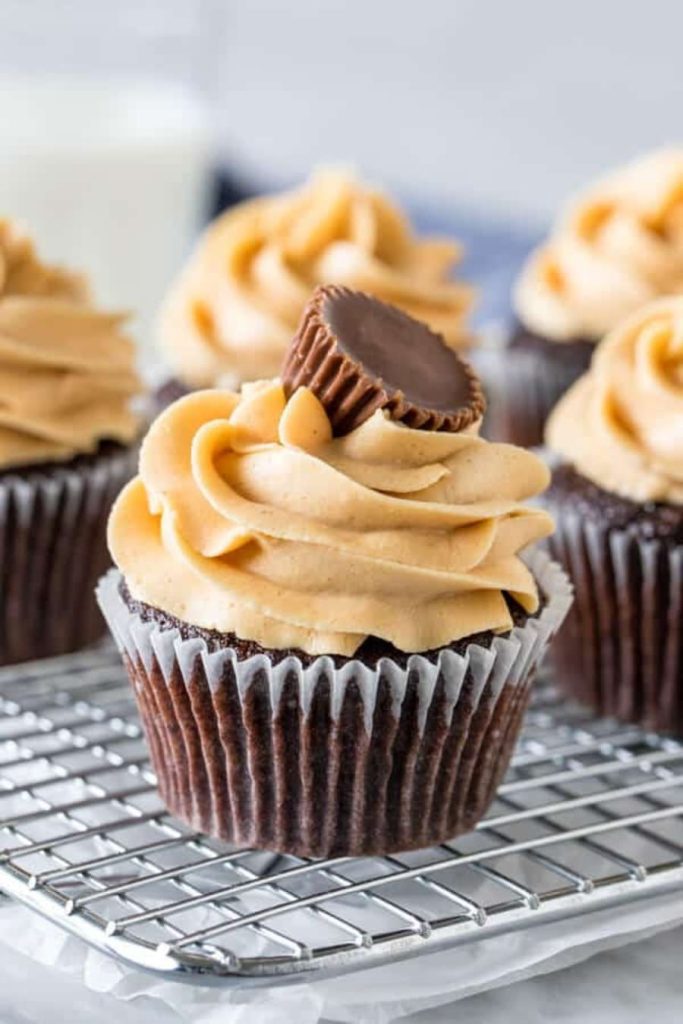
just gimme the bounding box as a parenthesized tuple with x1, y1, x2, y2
(515, 149, 683, 341)
(109, 382, 553, 656)
(159, 169, 475, 388)
(0, 220, 141, 469)
(546, 297, 683, 504)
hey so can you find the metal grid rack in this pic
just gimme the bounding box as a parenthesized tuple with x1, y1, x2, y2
(0, 648, 680, 984)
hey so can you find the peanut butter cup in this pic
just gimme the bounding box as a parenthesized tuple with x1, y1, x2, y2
(281, 284, 485, 435)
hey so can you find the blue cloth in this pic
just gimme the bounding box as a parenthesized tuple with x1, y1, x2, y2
(409, 200, 542, 326)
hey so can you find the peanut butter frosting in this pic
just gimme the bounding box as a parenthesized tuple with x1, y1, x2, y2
(0, 220, 141, 470)
(159, 169, 475, 389)
(515, 149, 683, 342)
(546, 297, 683, 505)
(109, 382, 554, 657)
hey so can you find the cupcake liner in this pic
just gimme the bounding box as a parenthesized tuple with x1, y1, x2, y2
(547, 507, 682, 733)
(0, 446, 135, 666)
(97, 549, 572, 856)
(281, 285, 485, 435)
(478, 339, 591, 447)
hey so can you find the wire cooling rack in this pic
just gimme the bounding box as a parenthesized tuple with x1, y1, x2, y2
(0, 648, 680, 985)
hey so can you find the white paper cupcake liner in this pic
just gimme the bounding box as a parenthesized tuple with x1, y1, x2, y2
(97, 549, 572, 856)
(0, 446, 136, 665)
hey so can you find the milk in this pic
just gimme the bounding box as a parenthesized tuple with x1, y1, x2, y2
(0, 75, 211, 367)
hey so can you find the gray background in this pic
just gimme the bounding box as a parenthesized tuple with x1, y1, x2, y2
(219, 0, 683, 222)
(2, 0, 681, 223)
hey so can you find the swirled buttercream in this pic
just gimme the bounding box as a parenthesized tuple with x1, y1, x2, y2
(546, 297, 683, 504)
(159, 169, 475, 388)
(515, 149, 683, 341)
(0, 220, 141, 469)
(109, 382, 554, 656)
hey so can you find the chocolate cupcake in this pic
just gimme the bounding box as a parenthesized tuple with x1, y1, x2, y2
(0, 219, 141, 664)
(544, 296, 683, 733)
(155, 168, 476, 405)
(487, 149, 683, 446)
(99, 287, 571, 856)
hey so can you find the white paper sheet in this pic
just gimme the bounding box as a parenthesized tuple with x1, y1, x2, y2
(0, 889, 681, 1024)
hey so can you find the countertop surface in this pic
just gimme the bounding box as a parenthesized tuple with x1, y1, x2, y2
(402, 925, 682, 1024)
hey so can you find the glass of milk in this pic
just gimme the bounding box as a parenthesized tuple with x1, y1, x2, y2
(0, 74, 210, 364)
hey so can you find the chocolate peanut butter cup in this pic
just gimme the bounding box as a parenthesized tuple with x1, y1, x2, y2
(281, 284, 485, 435)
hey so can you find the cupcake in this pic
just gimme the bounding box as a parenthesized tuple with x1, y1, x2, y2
(492, 149, 683, 446)
(0, 219, 141, 664)
(99, 285, 571, 857)
(544, 296, 683, 733)
(157, 168, 475, 401)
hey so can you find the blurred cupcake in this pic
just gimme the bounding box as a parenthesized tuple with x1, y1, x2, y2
(492, 149, 683, 446)
(156, 168, 475, 402)
(99, 285, 570, 857)
(0, 219, 141, 664)
(545, 296, 683, 733)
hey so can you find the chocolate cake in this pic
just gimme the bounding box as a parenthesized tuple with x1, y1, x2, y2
(0, 444, 135, 665)
(116, 578, 540, 855)
(549, 464, 683, 542)
(545, 465, 683, 734)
